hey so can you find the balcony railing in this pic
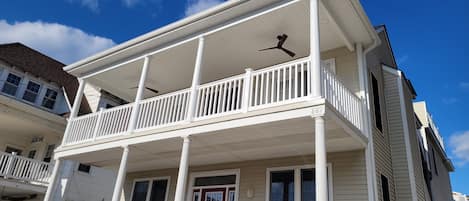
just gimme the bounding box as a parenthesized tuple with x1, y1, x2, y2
(63, 57, 365, 145)
(427, 114, 445, 150)
(0, 152, 52, 185)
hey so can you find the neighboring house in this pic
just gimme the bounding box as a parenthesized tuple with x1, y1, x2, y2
(414, 101, 454, 201)
(453, 192, 469, 201)
(46, 1, 453, 201)
(0, 43, 115, 201)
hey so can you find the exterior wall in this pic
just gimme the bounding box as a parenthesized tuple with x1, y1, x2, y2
(321, 47, 360, 96)
(84, 83, 102, 113)
(427, 139, 453, 201)
(122, 151, 368, 201)
(366, 45, 395, 201)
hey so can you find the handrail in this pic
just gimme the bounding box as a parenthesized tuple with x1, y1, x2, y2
(427, 114, 445, 150)
(0, 152, 52, 184)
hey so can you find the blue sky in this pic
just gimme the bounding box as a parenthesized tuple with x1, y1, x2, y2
(0, 0, 468, 195)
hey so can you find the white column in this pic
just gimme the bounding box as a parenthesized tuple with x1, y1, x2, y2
(128, 56, 151, 133)
(174, 136, 191, 201)
(44, 159, 62, 201)
(241, 68, 253, 113)
(70, 79, 87, 118)
(186, 37, 205, 122)
(310, 0, 321, 97)
(315, 116, 327, 201)
(111, 146, 130, 201)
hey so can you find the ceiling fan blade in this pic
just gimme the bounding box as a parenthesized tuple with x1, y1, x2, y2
(258, 46, 277, 51)
(279, 47, 296, 57)
(277, 34, 288, 47)
(145, 87, 159, 94)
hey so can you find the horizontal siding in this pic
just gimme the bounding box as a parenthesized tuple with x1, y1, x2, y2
(383, 71, 412, 201)
(122, 151, 368, 201)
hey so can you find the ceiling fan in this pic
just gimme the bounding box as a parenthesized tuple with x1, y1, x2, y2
(130, 86, 159, 94)
(259, 34, 296, 57)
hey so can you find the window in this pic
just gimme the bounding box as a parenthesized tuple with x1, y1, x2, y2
(27, 150, 36, 159)
(78, 163, 91, 174)
(43, 144, 55, 162)
(371, 74, 383, 132)
(131, 178, 169, 201)
(22, 81, 41, 103)
(41, 88, 58, 109)
(2, 73, 21, 96)
(380, 175, 390, 201)
(268, 166, 330, 201)
(431, 149, 438, 175)
(189, 170, 239, 201)
(5, 146, 22, 155)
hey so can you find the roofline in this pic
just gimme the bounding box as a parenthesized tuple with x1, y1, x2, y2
(64, 0, 249, 72)
(349, 0, 380, 49)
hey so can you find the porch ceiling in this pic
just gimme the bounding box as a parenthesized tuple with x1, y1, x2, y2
(65, 114, 365, 172)
(84, 0, 371, 102)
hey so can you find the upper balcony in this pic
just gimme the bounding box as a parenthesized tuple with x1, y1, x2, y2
(56, 0, 378, 156)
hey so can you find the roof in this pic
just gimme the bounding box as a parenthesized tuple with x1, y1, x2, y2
(0, 43, 90, 115)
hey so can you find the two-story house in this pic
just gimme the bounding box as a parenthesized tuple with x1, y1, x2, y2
(0, 43, 115, 201)
(46, 1, 453, 201)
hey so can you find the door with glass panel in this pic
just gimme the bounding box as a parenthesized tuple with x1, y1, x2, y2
(131, 178, 169, 201)
(191, 174, 237, 201)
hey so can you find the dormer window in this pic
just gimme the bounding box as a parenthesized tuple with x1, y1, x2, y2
(42, 88, 58, 109)
(23, 81, 41, 103)
(2, 73, 21, 96)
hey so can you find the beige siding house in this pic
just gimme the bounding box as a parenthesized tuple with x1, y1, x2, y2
(46, 1, 453, 201)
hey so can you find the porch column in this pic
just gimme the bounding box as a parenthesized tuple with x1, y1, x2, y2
(186, 37, 205, 122)
(315, 116, 327, 201)
(128, 56, 151, 133)
(174, 136, 191, 201)
(310, 0, 321, 97)
(111, 146, 130, 201)
(62, 79, 86, 144)
(44, 158, 62, 201)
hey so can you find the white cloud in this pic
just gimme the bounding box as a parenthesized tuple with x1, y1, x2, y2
(185, 0, 224, 16)
(67, 0, 100, 13)
(122, 0, 140, 7)
(442, 97, 459, 105)
(0, 20, 115, 64)
(459, 82, 469, 90)
(450, 131, 469, 166)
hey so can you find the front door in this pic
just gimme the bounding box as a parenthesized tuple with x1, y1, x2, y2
(190, 172, 238, 201)
(193, 187, 236, 201)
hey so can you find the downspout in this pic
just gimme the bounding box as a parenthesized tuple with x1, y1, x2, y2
(359, 34, 381, 201)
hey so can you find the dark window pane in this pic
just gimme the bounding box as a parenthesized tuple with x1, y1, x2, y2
(132, 181, 150, 201)
(270, 170, 294, 201)
(381, 175, 390, 201)
(2, 73, 21, 96)
(149, 179, 168, 201)
(371, 74, 383, 132)
(194, 175, 236, 186)
(23, 81, 40, 102)
(78, 163, 91, 173)
(301, 169, 315, 201)
(42, 88, 58, 109)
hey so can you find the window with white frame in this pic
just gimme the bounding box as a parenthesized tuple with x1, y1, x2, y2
(22, 80, 41, 103)
(2, 73, 21, 96)
(41, 88, 58, 109)
(267, 166, 331, 201)
(131, 177, 170, 201)
(189, 170, 239, 201)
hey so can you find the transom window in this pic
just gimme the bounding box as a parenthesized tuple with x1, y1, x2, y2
(189, 170, 239, 201)
(23, 81, 41, 103)
(267, 166, 331, 201)
(41, 88, 58, 109)
(2, 73, 21, 96)
(131, 177, 170, 201)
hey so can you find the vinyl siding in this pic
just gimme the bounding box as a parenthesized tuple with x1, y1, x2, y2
(122, 151, 368, 201)
(428, 139, 453, 201)
(321, 47, 360, 96)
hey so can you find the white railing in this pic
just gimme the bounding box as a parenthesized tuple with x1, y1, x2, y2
(195, 75, 245, 119)
(63, 57, 365, 145)
(250, 58, 311, 109)
(427, 114, 445, 150)
(321, 65, 364, 132)
(137, 89, 191, 130)
(0, 152, 52, 184)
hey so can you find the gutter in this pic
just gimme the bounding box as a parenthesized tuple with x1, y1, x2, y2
(64, 0, 249, 72)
